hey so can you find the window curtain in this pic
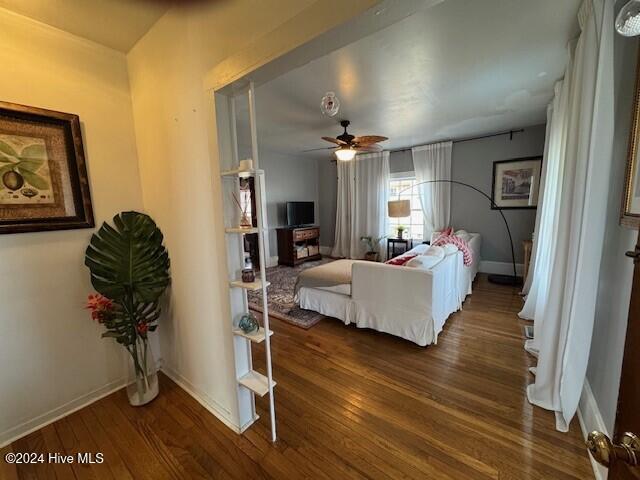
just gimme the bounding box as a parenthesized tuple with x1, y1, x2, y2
(520, 79, 571, 328)
(411, 142, 452, 240)
(332, 151, 390, 260)
(519, 0, 614, 432)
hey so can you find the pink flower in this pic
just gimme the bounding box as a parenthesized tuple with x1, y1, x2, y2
(86, 293, 114, 323)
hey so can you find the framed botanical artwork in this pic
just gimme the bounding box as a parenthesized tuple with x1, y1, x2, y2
(621, 47, 640, 228)
(0, 101, 93, 233)
(491, 156, 542, 210)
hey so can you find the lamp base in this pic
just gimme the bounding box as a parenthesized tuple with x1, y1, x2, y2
(488, 274, 523, 286)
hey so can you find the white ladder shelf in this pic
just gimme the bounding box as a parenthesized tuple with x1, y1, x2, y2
(220, 81, 276, 442)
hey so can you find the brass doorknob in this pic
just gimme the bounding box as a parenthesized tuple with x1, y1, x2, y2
(587, 431, 640, 468)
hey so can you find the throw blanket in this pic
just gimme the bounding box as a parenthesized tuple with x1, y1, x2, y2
(294, 259, 359, 295)
(432, 232, 473, 266)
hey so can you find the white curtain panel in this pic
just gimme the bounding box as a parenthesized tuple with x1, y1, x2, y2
(332, 151, 390, 260)
(520, 79, 571, 339)
(412, 141, 453, 239)
(521, 0, 614, 432)
(521, 106, 555, 296)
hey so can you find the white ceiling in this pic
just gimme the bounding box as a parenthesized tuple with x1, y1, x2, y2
(237, 0, 581, 160)
(0, 0, 168, 52)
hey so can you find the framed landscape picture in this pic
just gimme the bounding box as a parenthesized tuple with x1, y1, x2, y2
(0, 101, 93, 233)
(621, 47, 640, 229)
(491, 156, 542, 210)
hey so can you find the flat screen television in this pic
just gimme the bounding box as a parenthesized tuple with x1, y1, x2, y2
(286, 201, 315, 227)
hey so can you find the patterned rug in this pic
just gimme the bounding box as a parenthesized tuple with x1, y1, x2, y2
(248, 257, 334, 329)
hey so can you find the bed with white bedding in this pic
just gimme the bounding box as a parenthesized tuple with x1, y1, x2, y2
(296, 233, 482, 346)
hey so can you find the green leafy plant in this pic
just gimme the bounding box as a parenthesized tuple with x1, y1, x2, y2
(0, 140, 49, 191)
(396, 225, 406, 238)
(85, 211, 170, 390)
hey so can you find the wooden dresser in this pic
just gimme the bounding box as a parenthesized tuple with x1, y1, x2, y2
(276, 226, 321, 266)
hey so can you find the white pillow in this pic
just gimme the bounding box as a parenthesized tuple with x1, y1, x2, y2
(455, 230, 471, 242)
(406, 254, 443, 270)
(423, 245, 445, 260)
(406, 244, 429, 255)
(442, 244, 458, 255)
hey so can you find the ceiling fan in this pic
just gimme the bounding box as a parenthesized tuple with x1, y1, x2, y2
(304, 120, 388, 161)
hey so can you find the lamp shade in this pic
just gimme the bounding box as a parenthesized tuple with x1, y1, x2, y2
(335, 147, 356, 161)
(388, 199, 410, 218)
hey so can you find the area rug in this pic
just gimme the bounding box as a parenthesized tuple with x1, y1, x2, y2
(248, 257, 334, 329)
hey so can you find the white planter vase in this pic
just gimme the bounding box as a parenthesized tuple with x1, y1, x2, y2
(126, 340, 159, 406)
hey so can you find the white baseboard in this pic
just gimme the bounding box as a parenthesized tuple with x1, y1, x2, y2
(160, 365, 241, 433)
(479, 260, 524, 276)
(577, 381, 609, 480)
(0, 377, 127, 448)
(320, 245, 332, 256)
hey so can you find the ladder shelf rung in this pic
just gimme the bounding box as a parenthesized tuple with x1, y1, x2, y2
(238, 370, 276, 397)
(225, 227, 261, 234)
(233, 327, 273, 343)
(220, 168, 264, 178)
(229, 279, 270, 291)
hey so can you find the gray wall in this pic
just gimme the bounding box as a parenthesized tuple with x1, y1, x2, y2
(451, 125, 544, 263)
(586, 32, 638, 433)
(317, 158, 337, 246)
(316, 126, 545, 263)
(260, 150, 320, 257)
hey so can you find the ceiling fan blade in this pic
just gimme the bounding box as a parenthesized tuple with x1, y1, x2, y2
(353, 135, 388, 145)
(321, 136, 347, 145)
(302, 146, 338, 153)
(354, 144, 382, 152)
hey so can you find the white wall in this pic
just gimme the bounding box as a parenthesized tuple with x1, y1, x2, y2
(127, 0, 376, 430)
(0, 9, 143, 445)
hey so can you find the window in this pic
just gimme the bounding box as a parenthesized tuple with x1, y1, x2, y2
(388, 176, 425, 241)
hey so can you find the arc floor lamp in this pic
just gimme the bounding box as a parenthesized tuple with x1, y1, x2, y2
(388, 179, 522, 286)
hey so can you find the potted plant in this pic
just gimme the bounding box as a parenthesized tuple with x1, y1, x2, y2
(85, 211, 171, 406)
(396, 225, 406, 239)
(360, 235, 386, 261)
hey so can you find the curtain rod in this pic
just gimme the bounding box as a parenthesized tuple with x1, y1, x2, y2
(388, 128, 525, 154)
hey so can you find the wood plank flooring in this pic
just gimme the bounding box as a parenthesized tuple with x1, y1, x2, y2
(3, 275, 594, 479)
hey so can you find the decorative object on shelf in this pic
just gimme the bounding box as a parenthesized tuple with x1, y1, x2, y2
(491, 156, 542, 209)
(396, 225, 406, 239)
(360, 235, 386, 262)
(242, 256, 256, 283)
(85, 211, 171, 406)
(622, 47, 640, 228)
(239, 159, 253, 171)
(320, 91, 340, 117)
(616, 0, 640, 36)
(238, 312, 259, 334)
(389, 179, 521, 285)
(0, 101, 94, 233)
(232, 191, 252, 228)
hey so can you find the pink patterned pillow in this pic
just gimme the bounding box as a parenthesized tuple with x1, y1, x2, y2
(385, 253, 418, 266)
(432, 233, 473, 266)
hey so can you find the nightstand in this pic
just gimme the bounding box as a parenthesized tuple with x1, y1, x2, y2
(387, 238, 412, 259)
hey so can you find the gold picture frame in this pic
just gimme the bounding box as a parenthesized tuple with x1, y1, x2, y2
(621, 47, 640, 228)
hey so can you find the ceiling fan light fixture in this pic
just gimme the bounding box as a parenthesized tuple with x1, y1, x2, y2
(616, 0, 640, 36)
(335, 147, 357, 161)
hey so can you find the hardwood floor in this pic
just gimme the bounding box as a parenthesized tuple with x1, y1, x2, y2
(2, 275, 594, 479)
